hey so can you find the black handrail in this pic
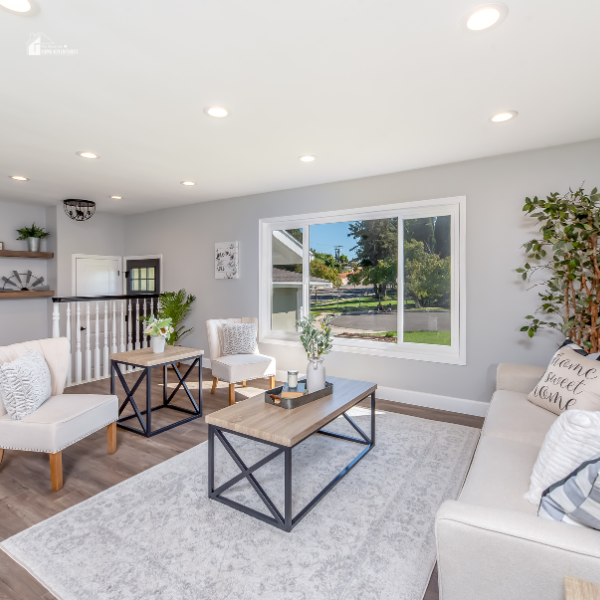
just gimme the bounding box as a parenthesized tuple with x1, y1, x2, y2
(52, 294, 160, 303)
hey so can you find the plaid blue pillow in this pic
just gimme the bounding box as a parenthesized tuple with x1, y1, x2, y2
(558, 339, 600, 361)
(539, 455, 600, 530)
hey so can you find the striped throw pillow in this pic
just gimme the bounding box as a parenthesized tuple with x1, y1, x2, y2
(539, 455, 600, 530)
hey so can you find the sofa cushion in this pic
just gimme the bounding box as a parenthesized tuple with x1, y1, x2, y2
(525, 410, 600, 505)
(0, 393, 118, 453)
(483, 390, 557, 448)
(527, 347, 600, 415)
(459, 436, 540, 516)
(211, 354, 276, 383)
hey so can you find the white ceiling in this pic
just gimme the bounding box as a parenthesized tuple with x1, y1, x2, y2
(0, 0, 599, 215)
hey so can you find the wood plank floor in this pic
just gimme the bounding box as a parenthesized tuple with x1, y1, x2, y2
(0, 368, 483, 600)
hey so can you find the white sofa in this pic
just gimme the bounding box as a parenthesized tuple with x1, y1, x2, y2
(435, 363, 600, 599)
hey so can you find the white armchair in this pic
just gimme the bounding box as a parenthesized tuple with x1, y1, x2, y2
(0, 338, 118, 491)
(206, 318, 276, 405)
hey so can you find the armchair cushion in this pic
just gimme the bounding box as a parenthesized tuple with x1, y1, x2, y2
(211, 354, 276, 384)
(221, 322, 258, 355)
(0, 393, 118, 453)
(0, 349, 52, 420)
(0, 338, 70, 417)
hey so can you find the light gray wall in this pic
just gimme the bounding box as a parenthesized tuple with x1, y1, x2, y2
(0, 201, 52, 345)
(52, 208, 125, 296)
(124, 139, 600, 402)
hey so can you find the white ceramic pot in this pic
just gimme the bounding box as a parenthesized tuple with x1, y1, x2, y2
(27, 237, 40, 252)
(306, 358, 326, 392)
(151, 336, 166, 354)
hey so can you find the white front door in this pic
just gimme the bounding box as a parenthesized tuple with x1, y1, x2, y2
(75, 258, 121, 296)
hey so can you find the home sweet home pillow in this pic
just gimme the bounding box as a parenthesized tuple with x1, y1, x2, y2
(528, 346, 600, 415)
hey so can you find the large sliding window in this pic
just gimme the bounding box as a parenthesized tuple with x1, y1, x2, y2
(259, 196, 465, 364)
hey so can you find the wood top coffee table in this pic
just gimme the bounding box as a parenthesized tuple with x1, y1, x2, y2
(206, 376, 376, 532)
(110, 345, 203, 438)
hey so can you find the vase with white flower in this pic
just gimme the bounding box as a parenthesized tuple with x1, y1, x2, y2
(297, 314, 333, 392)
(142, 315, 174, 354)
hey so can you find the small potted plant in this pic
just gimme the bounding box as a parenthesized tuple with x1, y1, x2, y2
(16, 223, 50, 252)
(142, 315, 174, 354)
(297, 314, 334, 392)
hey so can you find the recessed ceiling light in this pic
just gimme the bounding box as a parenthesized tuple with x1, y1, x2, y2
(491, 110, 518, 123)
(462, 3, 508, 32)
(299, 155, 316, 162)
(110, 196, 122, 200)
(203, 106, 230, 118)
(77, 151, 100, 159)
(0, 0, 39, 15)
(180, 181, 196, 186)
(10, 175, 29, 181)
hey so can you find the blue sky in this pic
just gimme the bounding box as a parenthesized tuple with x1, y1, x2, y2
(309, 221, 359, 260)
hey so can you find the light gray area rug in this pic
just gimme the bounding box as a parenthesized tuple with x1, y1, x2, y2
(1, 410, 479, 600)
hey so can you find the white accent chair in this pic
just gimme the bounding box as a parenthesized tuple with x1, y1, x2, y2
(0, 338, 118, 491)
(206, 318, 276, 405)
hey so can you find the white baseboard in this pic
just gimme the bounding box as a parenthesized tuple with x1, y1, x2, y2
(275, 370, 487, 417)
(376, 386, 489, 417)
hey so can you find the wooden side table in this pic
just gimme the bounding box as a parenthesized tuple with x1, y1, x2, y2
(110, 346, 204, 438)
(565, 576, 600, 600)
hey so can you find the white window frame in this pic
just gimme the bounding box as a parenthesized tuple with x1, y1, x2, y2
(259, 196, 466, 365)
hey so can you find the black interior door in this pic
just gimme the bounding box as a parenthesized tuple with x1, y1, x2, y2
(126, 259, 160, 342)
(126, 259, 160, 296)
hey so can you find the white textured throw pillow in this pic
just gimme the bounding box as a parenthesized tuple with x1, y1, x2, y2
(0, 349, 52, 420)
(525, 410, 600, 505)
(221, 322, 258, 356)
(527, 346, 600, 415)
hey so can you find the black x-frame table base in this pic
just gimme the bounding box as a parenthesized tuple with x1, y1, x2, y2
(111, 354, 203, 438)
(208, 390, 375, 532)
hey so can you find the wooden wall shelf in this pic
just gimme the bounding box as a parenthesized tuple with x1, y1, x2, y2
(0, 291, 55, 299)
(0, 250, 54, 259)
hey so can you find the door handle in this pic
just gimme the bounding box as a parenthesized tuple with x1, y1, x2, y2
(80, 326, 86, 331)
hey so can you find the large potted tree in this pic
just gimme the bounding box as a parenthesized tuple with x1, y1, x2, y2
(518, 186, 600, 351)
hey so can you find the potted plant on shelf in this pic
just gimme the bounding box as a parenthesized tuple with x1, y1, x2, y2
(297, 314, 334, 392)
(142, 315, 174, 354)
(16, 223, 50, 252)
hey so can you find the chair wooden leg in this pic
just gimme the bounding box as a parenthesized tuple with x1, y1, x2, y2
(107, 422, 117, 454)
(242, 380, 246, 387)
(269, 375, 276, 389)
(229, 383, 236, 406)
(0, 448, 4, 468)
(49, 452, 63, 491)
(211, 377, 218, 394)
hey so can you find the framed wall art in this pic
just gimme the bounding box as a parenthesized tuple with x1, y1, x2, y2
(215, 241, 239, 279)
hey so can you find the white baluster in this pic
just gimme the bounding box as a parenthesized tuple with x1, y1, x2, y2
(66, 303, 72, 386)
(75, 303, 82, 384)
(111, 300, 118, 355)
(94, 302, 101, 379)
(119, 299, 126, 353)
(135, 299, 140, 350)
(103, 301, 109, 378)
(52, 303, 60, 338)
(142, 299, 147, 348)
(85, 303, 91, 382)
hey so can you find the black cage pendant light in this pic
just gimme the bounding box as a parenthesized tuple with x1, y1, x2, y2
(63, 199, 96, 221)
